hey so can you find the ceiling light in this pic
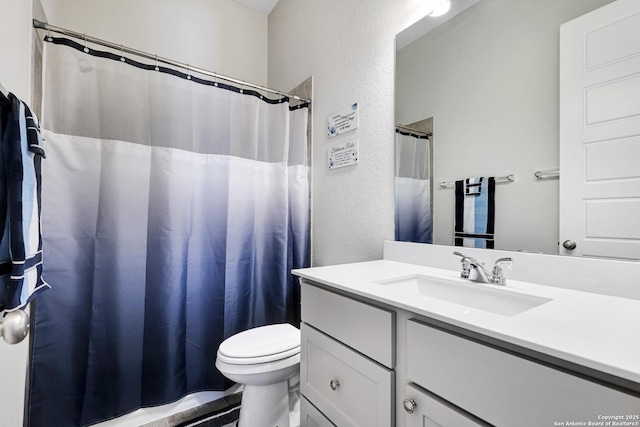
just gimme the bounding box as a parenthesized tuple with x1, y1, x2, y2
(429, 0, 451, 17)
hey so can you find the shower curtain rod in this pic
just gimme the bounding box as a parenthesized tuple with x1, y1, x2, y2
(32, 19, 311, 104)
(395, 124, 432, 137)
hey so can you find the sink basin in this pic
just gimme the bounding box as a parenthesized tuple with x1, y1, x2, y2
(374, 274, 551, 316)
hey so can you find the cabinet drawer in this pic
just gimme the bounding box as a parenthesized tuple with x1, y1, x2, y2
(407, 319, 640, 427)
(300, 396, 335, 427)
(404, 383, 488, 427)
(301, 323, 394, 427)
(301, 282, 395, 367)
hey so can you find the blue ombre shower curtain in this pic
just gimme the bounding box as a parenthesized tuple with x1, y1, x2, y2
(395, 130, 432, 243)
(28, 38, 309, 426)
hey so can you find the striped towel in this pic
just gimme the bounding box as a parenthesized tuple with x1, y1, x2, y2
(454, 177, 495, 248)
(0, 92, 49, 316)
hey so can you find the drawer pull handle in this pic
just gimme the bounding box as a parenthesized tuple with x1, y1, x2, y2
(403, 399, 417, 414)
(329, 379, 340, 390)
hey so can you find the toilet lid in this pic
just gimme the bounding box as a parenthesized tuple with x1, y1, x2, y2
(218, 324, 300, 364)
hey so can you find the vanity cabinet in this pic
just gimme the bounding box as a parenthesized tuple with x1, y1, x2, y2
(300, 282, 395, 427)
(299, 280, 640, 427)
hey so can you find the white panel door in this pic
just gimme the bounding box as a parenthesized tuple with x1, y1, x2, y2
(559, 0, 640, 260)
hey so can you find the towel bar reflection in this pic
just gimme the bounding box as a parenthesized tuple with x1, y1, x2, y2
(440, 174, 515, 189)
(534, 168, 559, 180)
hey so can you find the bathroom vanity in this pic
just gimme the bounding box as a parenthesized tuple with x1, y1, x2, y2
(293, 242, 640, 427)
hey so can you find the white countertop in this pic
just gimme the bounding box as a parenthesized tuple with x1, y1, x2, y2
(293, 260, 640, 385)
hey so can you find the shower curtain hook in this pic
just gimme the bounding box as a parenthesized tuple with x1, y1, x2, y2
(214, 72, 219, 87)
(187, 64, 191, 80)
(154, 55, 159, 72)
(240, 81, 244, 94)
(83, 34, 89, 53)
(120, 44, 125, 62)
(47, 28, 52, 42)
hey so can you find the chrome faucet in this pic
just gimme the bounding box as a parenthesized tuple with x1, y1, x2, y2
(453, 251, 513, 285)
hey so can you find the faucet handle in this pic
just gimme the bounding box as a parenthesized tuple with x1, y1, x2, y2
(453, 251, 471, 278)
(493, 257, 513, 268)
(491, 257, 513, 285)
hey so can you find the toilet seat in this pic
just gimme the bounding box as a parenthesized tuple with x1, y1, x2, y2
(216, 352, 300, 377)
(217, 323, 300, 365)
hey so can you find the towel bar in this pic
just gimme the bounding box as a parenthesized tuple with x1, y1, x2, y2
(440, 174, 514, 189)
(534, 168, 560, 180)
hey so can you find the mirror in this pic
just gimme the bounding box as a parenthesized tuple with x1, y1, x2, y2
(395, 0, 615, 255)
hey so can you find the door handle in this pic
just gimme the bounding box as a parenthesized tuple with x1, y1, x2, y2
(563, 240, 577, 250)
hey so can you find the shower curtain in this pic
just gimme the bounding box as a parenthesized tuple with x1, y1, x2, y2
(28, 38, 309, 426)
(395, 130, 432, 243)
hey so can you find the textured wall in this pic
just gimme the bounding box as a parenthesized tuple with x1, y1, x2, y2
(268, 0, 432, 266)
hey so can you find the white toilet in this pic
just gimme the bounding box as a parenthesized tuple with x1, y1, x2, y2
(215, 323, 301, 427)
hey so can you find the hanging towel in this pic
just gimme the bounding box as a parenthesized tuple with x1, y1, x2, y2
(464, 179, 482, 196)
(454, 177, 495, 248)
(0, 91, 49, 316)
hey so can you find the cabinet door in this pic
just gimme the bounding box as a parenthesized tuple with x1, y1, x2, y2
(301, 396, 335, 427)
(301, 324, 394, 427)
(404, 384, 488, 427)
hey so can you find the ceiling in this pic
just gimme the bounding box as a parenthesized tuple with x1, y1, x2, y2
(396, 0, 481, 50)
(232, 0, 279, 15)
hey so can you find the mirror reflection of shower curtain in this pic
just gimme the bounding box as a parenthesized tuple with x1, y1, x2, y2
(395, 130, 432, 243)
(29, 39, 309, 426)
